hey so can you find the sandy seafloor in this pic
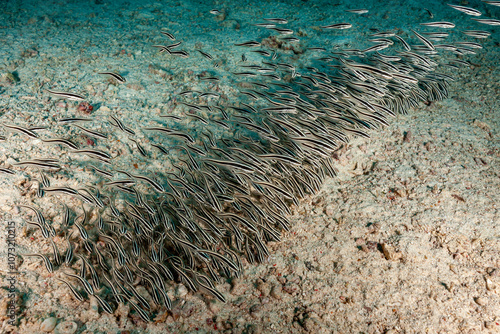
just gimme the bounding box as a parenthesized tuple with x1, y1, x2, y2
(0, 0, 499, 333)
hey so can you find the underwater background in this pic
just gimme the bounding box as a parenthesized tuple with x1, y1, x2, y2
(0, 0, 499, 333)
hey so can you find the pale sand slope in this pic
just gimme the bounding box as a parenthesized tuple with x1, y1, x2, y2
(0, 0, 499, 333)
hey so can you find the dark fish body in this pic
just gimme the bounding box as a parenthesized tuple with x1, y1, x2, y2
(98, 72, 126, 83)
(471, 18, 500, 25)
(234, 41, 261, 47)
(320, 23, 352, 29)
(45, 89, 85, 101)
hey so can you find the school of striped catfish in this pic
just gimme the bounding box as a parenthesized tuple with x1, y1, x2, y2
(1, 1, 498, 322)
